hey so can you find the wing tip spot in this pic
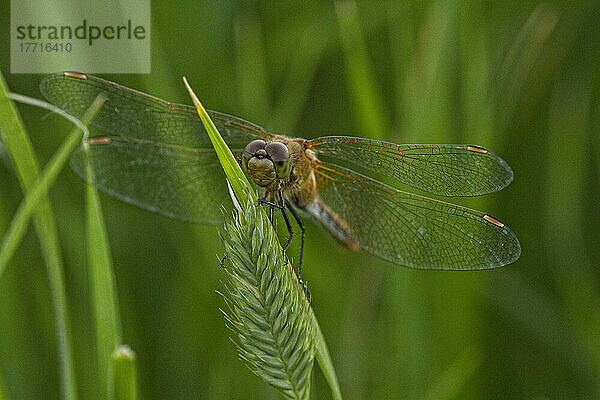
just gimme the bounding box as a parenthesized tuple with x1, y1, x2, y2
(483, 214, 504, 227)
(86, 137, 112, 146)
(64, 71, 88, 80)
(467, 145, 488, 154)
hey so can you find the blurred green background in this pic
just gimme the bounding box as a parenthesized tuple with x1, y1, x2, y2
(1, 0, 600, 399)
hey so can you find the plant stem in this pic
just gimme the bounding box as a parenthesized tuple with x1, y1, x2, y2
(311, 311, 342, 400)
(184, 78, 343, 399)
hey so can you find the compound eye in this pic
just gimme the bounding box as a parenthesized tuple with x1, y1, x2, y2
(265, 142, 291, 178)
(264, 142, 289, 163)
(244, 140, 266, 155)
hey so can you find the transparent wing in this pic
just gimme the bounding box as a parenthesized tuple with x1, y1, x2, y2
(40, 71, 274, 148)
(307, 136, 513, 197)
(313, 161, 521, 270)
(71, 136, 233, 224)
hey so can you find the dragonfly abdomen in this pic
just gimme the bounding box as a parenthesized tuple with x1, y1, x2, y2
(303, 198, 358, 251)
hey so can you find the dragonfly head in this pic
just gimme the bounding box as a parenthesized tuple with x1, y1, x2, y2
(242, 140, 292, 187)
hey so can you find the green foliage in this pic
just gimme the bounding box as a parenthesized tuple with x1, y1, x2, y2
(335, 0, 389, 139)
(0, 373, 7, 400)
(1, 1, 600, 399)
(85, 156, 122, 398)
(112, 346, 139, 400)
(0, 94, 105, 275)
(220, 198, 315, 399)
(0, 71, 79, 400)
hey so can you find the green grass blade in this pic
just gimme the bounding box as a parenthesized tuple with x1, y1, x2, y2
(0, 371, 8, 400)
(402, 2, 454, 143)
(0, 95, 105, 274)
(85, 154, 122, 398)
(234, 13, 270, 121)
(335, 0, 389, 139)
(0, 82, 39, 188)
(183, 77, 255, 205)
(112, 346, 139, 400)
(423, 345, 484, 400)
(183, 79, 342, 399)
(311, 313, 342, 400)
(544, 77, 600, 386)
(269, 25, 327, 133)
(0, 71, 84, 400)
(497, 5, 558, 132)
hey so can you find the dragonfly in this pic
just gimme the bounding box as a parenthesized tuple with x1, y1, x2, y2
(40, 71, 521, 279)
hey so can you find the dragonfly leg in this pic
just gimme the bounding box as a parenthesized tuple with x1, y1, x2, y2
(258, 191, 309, 301)
(285, 201, 305, 277)
(257, 198, 283, 209)
(257, 192, 292, 266)
(285, 201, 310, 302)
(279, 204, 294, 254)
(274, 189, 294, 254)
(258, 192, 276, 222)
